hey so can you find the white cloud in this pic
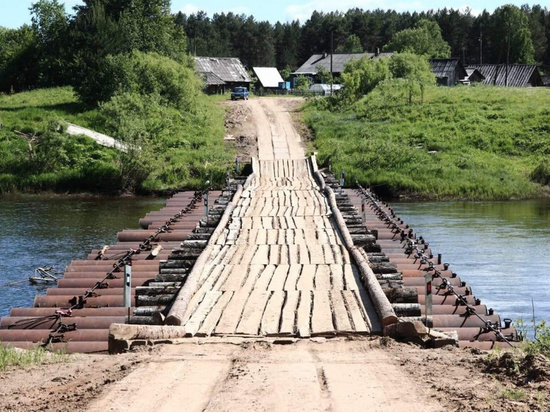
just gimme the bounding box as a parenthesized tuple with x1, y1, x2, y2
(458, 5, 483, 16)
(176, 4, 201, 15)
(285, 0, 427, 22)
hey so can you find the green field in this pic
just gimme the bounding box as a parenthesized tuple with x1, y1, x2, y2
(304, 85, 550, 200)
(0, 87, 234, 194)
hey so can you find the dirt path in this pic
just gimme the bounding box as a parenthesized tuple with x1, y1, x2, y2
(87, 339, 441, 412)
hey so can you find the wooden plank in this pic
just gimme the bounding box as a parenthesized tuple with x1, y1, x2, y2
(322, 244, 335, 264)
(314, 265, 331, 291)
(278, 245, 289, 265)
(284, 265, 301, 290)
(196, 291, 234, 337)
(268, 265, 289, 291)
(343, 264, 358, 290)
(330, 291, 353, 333)
(219, 264, 248, 291)
(213, 290, 250, 335)
(268, 245, 280, 265)
(311, 291, 335, 336)
(235, 291, 270, 336)
(330, 243, 343, 265)
(342, 290, 370, 333)
(267, 229, 278, 245)
(240, 264, 265, 294)
(296, 264, 315, 291)
(251, 244, 270, 265)
(298, 244, 310, 264)
(296, 291, 312, 338)
(330, 264, 344, 291)
(308, 244, 325, 265)
(354, 287, 381, 334)
(288, 244, 299, 265)
(239, 244, 259, 267)
(255, 229, 268, 245)
(184, 291, 222, 336)
(260, 290, 285, 336)
(255, 264, 276, 290)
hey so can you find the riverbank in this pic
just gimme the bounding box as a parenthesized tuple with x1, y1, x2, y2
(304, 85, 550, 200)
(0, 87, 234, 195)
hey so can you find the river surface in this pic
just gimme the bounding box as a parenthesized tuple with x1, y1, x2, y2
(0, 196, 549, 337)
(392, 199, 550, 336)
(0, 195, 165, 317)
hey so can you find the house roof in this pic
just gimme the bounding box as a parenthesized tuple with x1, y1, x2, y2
(202, 71, 226, 86)
(253, 67, 284, 88)
(465, 68, 485, 80)
(430, 59, 467, 79)
(293, 52, 393, 75)
(194, 57, 252, 83)
(466, 64, 542, 87)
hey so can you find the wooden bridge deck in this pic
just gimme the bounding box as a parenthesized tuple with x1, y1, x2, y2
(180, 158, 380, 337)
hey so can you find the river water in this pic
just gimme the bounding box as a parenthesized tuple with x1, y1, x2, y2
(0, 195, 165, 317)
(392, 199, 550, 335)
(0, 196, 549, 335)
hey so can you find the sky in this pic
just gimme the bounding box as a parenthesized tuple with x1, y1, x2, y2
(0, 0, 541, 29)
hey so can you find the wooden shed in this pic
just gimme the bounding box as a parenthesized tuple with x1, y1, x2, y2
(194, 57, 252, 94)
(430, 59, 468, 86)
(466, 64, 543, 87)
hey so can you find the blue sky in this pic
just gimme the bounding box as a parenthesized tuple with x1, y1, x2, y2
(0, 1, 540, 29)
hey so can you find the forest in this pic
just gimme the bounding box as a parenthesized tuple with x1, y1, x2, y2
(1, 2, 550, 95)
(177, 5, 550, 73)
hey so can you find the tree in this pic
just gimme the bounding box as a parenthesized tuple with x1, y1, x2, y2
(315, 65, 333, 84)
(388, 52, 435, 103)
(490, 5, 535, 64)
(0, 26, 39, 92)
(30, 0, 69, 86)
(385, 19, 451, 58)
(341, 56, 391, 100)
(336, 34, 363, 53)
(70, 0, 190, 105)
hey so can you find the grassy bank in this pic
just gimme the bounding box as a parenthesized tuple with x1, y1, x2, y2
(304, 85, 550, 200)
(0, 343, 68, 371)
(0, 87, 233, 194)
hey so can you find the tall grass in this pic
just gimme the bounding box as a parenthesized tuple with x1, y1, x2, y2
(0, 343, 68, 371)
(304, 85, 550, 200)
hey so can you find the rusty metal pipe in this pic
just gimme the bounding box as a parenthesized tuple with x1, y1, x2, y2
(1, 316, 125, 329)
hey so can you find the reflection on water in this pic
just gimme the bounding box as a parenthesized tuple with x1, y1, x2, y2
(392, 199, 550, 334)
(0, 195, 165, 317)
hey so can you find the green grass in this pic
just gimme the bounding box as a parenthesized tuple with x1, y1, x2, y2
(304, 85, 550, 200)
(0, 87, 234, 194)
(0, 343, 68, 371)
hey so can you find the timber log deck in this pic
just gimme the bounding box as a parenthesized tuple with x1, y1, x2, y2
(1, 100, 518, 353)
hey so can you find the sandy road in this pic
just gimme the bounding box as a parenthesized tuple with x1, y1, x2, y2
(87, 97, 443, 412)
(87, 339, 442, 412)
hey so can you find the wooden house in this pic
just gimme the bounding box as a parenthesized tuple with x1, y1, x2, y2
(194, 57, 252, 94)
(430, 59, 468, 86)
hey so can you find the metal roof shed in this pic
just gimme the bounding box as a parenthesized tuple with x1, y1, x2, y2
(194, 57, 252, 85)
(253, 67, 284, 89)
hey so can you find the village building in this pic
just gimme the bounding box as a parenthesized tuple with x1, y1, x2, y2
(252, 67, 285, 92)
(430, 58, 469, 86)
(292, 51, 393, 86)
(194, 57, 252, 94)
(466, 64, 543, 87)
